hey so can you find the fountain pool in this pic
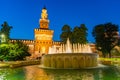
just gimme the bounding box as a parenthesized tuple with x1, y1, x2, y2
(42, 38, 98, 69)
(42, 53, 98, 69)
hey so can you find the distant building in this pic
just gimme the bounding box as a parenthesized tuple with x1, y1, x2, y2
(10, 7, 96, 59)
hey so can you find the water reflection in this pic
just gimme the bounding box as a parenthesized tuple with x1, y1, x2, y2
(24, 66, 51, 80)
(0, 67, 25, 80)
(0, 65, 120, 80)
(22, 65, 120, 80)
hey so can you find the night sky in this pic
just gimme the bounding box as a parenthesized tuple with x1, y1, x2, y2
(0, 0, 120, 42)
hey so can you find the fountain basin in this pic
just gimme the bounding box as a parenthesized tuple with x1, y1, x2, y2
(42, 53, 98, 69)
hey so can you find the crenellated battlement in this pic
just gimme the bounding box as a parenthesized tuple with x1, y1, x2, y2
(53, 41, 61, 45)
(10, 39, 34, 44)
(35, 28, 53, 32)
(35, 29, 53, 33)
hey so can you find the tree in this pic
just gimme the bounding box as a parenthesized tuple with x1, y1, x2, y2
(10, 41, 31, 60)
(0, 44, 9, 61)
(72, 26, 80, 43)
(80, 24, 88, 43)
(111, 47, 120, 56)
(92, 23, 119, 58)
(60, 24, 88, 44)
(118, 37, 120, 46)
(0, 41, 31, 61)
(0, 21, 12, 43)
(60, 24, 72, 43)
(72, 24, 88, 44)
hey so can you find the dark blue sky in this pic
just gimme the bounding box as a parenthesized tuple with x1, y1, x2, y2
(0, 0, 120, 42)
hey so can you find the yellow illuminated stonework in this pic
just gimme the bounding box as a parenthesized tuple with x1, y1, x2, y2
(39, 7, 49, 29)
(34, 7, 54, 56)
(41, 8, 48, 19)
(34, 29, 54, 55)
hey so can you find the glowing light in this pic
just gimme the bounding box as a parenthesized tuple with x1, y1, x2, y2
(1, 34, 5, 38)
(0, 34, 6, 43)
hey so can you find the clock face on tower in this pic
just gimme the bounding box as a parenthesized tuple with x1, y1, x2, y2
(42, 23, 48, 28)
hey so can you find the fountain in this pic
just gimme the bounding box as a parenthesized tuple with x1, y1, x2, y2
(48, 38, 92, 54)
(42, 38, 98, 69)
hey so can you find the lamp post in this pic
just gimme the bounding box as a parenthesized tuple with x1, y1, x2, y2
(0, 34, 5, 43)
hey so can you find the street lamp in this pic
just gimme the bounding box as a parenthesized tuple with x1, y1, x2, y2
(0, 34, 5, 43)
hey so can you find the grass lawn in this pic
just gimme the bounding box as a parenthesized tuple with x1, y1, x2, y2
(0, 62, 10, 67)
(99, 58, 120, 66)
(0, 60, 40, 68)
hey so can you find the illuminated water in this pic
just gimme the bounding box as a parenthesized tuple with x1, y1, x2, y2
(0, 65, 120, 80)
(49, 38, 92, 54)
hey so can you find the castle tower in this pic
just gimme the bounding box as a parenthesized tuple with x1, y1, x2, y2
(34, 7, 54, 56)
(39, 7, 49, 29)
